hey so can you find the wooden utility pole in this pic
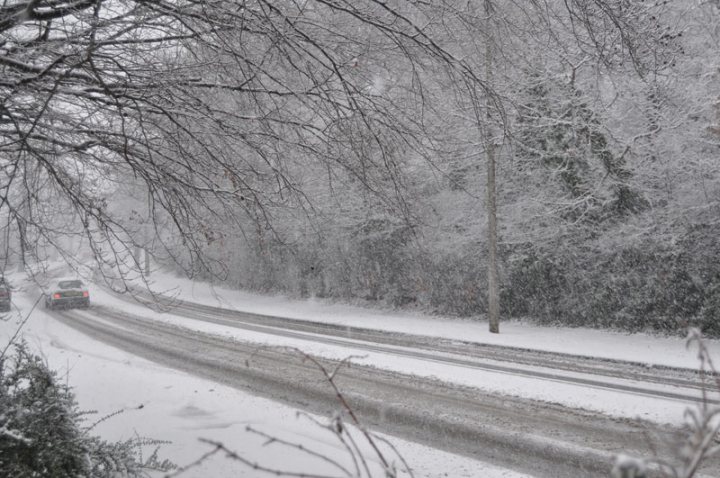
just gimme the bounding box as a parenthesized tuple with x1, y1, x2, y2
(145, 187, 151, 276)
(485, 0, 500, 334)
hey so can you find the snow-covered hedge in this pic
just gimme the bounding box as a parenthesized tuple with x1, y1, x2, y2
(179, 216, 720, 336)
(503, 224, 720, 336)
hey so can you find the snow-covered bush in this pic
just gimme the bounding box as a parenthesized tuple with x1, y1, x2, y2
(0, 343, 171, 478)
(501, 220, 720, 336)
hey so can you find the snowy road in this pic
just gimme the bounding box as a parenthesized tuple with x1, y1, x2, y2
(119, 290, 718, 406)
(48, 302, 720, 478)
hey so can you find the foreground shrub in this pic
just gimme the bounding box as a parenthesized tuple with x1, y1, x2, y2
(0, 343, 171, 478)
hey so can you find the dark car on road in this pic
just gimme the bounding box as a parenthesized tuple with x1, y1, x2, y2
(46, 279, 90, 310)
(0, 278, 10, 312)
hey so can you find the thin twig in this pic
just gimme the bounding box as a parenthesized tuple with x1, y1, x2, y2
(197, 438, 345, 478)
(163, 443, 223, 478)
(245, 425, 354, 477)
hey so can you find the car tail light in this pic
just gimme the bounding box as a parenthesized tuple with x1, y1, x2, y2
(82, 291, 89, 298)
(53, 293, 61, 299)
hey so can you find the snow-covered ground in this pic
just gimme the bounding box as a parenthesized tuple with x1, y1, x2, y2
(143, 270, 720, 371)
(0, 275, 528, 478)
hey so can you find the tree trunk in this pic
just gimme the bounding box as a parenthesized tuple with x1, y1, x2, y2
(17, 220, 25, 273)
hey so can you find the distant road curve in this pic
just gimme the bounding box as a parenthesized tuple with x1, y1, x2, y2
(51, 304, 718, 478)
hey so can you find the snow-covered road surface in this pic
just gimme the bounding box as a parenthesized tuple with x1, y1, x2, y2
(111, 289, 717, 407)
(6, 269, 719, 477)
(86, 286, 717, 429)
(45, 302, 719, 478)
(3, 299, 519, 478)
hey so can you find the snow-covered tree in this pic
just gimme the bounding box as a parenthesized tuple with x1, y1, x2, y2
(0, 0, 488, 282)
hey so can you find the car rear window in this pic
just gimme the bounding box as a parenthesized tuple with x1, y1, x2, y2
(58, 280, 83, 289)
